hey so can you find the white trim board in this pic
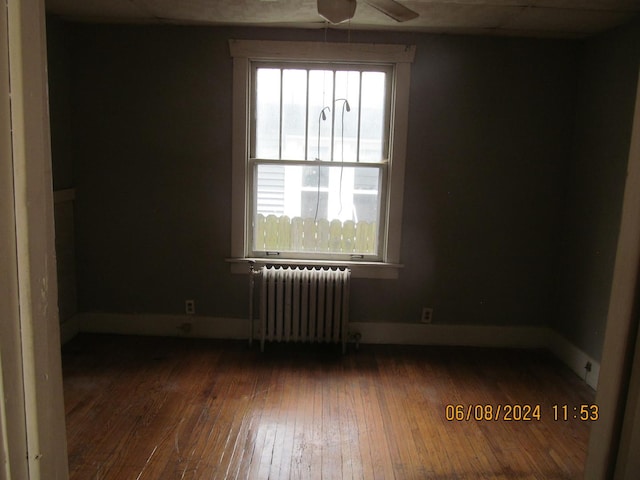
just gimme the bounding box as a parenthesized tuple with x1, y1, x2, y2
(351, 321, 599, 390)
(77, 313, 249, 340)
(71, 313, 600, 389)
(351, 322, 548, 348)
(546, 329, 600, 390)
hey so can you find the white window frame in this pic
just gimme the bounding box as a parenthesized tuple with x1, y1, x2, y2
(228, 40, 415, 279)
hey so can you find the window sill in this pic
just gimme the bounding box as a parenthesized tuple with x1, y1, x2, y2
(226, 257, 402, 279)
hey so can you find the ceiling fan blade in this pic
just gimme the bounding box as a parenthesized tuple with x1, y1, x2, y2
(317, 0, 357, 24)
(363, 0, 418, 22)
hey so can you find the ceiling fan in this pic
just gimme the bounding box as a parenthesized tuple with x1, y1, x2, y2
(317, 0, 419, 24)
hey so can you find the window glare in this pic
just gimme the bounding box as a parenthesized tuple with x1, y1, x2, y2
(282, 69, 307, 160)
(360, 71, 386, 162)
(307, 70, 334, 162)
(334, 71, 360, 163)
(255, 68, 280, 159)
(256, 66, 387, 163)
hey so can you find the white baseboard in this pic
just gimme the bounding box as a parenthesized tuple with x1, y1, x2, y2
(347, 321, 599, 389)
(69, 313, 599, 389)
(76, 312, 250, 340)
(349, 322, 549, 349)
(546, 329, 600, 390)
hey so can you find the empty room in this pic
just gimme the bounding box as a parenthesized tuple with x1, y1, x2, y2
(2, 0, 640, 479)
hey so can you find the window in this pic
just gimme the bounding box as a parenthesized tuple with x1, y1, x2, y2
(229, 40, 415, 278)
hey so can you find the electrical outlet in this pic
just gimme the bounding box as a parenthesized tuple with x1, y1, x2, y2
(421, 307, 433, 324)
(585, 361, 592, 372)
(185, 299, 195, 315)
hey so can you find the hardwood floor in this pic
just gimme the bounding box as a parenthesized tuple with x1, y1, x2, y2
(63, 334, 594, 479)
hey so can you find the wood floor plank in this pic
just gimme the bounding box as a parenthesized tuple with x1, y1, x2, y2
(63, 335, 594, 479)
(352, 352, 396, 480)
(374, 352, 419, 479)
(337, 369, 363, 480)
(321, 361, 343, 480)
(274, 357, 298, 480)
(231, 361, 270, 480)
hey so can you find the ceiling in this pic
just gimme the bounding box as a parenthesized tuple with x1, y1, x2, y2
(45, 0, 640, 38)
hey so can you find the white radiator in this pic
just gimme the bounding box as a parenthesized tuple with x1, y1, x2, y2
(256, 266, 350, 353)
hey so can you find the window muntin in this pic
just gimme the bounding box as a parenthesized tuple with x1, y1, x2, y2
(250, 63, 391, 260)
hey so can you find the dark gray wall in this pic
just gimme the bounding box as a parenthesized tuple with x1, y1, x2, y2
(395, 34, 577, 327)
(48, 17, 78, 323)
(48, 22, 584, 331)
(556, 19, 640, 361)
(47, 17, 73, 191)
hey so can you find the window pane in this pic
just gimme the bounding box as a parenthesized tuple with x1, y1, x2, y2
(301, 191, 328, 219)
(302, 165, 329, 188)
(333, 71, 360, 163)
(354, 167, 379, 190)
(360, 71, 386, 162)
(307, 70, 334, 161)
(255, 164, 285, 216)
(353, 193, 379, 224)
(255, 163, 380, 254)
(352, 168, 380, 223)
(281, 69, 307, 160)
(255, 68, 280, 159)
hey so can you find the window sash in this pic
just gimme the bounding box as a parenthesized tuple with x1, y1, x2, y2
(249, 158, 387, 261)
(249, 61, 392, 261)
(250, 63, 392, 164)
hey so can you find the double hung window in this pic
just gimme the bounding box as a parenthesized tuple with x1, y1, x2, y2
(253, 63, 389, 259)
(229, 40, 414, 277)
